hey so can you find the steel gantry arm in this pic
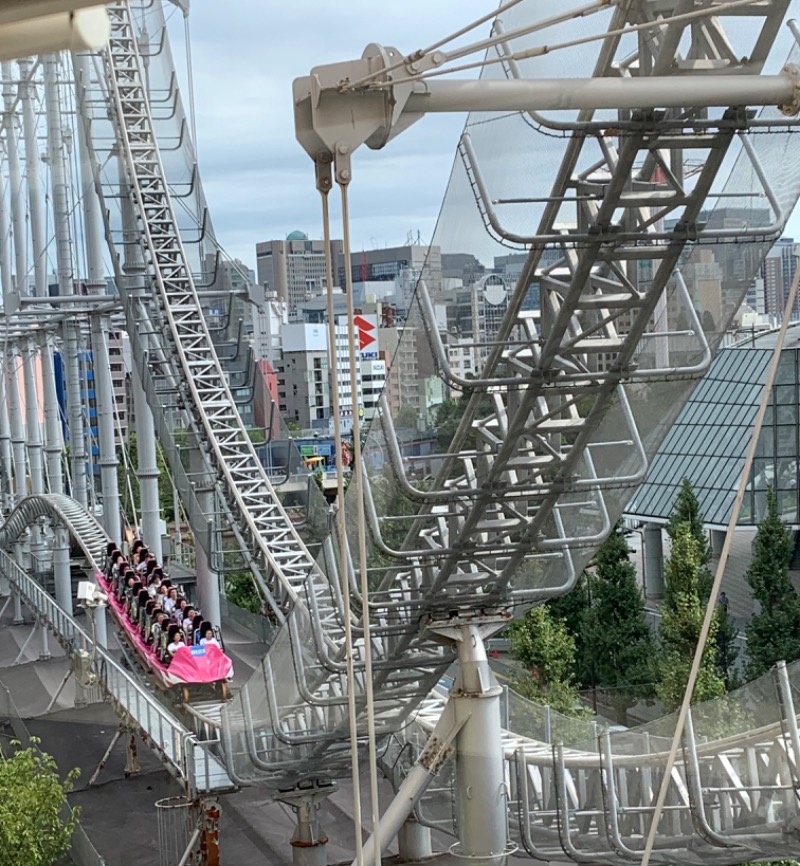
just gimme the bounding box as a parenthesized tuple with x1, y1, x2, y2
(0, 0, 109, 61)
(295, 0, 797, 620)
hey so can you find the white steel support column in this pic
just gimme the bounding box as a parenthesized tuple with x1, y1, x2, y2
(94, 601, 107, 649)
(18, 60, 46, 571)
(3, 63, 29, 502)
(39, 621, 51, 660)
(22, 342, 45, 568)
(0, 133, 12, 511)
(4, 349, 27, 501)
(21, 343, 43, 495)
(19, 58, 46, 496)
(0, 373, 11, 512)
(189, 449, 220, 628)
(19, 57, 46, 299)
(119, 158, 160, 556)
(40, 334, 64, 494)
(278, 784, 335, 866)
(53, 524, 72, 615)
(74, 52, 121, 542)
(90, 313, 121, 541)
(3, 62, 27, 302)
(44, 55, 87, 508)
(131, 365, 161, 560)
(449, 623, 508, 866)
(397, 820, 432, 862)
(11, 590, 22, 625)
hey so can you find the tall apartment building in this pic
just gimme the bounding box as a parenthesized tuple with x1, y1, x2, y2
(381, 326, 421, 418)
(762, 238, 799, 319)
(277, 323, 331, 431)
(256, 232, 344, 319)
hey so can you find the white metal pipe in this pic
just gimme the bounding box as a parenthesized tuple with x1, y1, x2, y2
(45, 55, 88, 507)
(452, 625, 507, 865)
(90, 313, 122, 541)
(53, 524, 71, 615)
(405, 73, 799, 114)
(360, 763, 433, 866)
(0, 136, 11, 307)
(3, 62, 27, 300)
(19, 58, 46, 299)
(357, 698, 463, 866)
(18, 61, 45, 501)
(22, 345, 44, 497)
(131, 365, 162, 561)
(189, 448, 220, 629)
(4, 350, 27, 501)
(74, 51, 121, 542)
(0, 139, 14, 510)
(2, 64, 30, 502)
(40, 335, 64, 494)
(94, 602, 107, 649)
(0, 371, 11, 512)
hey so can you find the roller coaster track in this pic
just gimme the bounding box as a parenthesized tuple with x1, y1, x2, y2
(97, 0, 800, 790)
(0, 494, 233, 796)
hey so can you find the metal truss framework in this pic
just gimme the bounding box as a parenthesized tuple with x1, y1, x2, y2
(369, 0, 791, 613)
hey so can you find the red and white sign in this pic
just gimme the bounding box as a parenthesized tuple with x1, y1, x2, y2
(353, 314, 378, 358)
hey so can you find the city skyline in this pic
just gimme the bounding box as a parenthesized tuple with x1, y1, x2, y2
(166, 0, 490, 270)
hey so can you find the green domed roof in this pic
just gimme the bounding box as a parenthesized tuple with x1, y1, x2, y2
(286, 230, 308, 241)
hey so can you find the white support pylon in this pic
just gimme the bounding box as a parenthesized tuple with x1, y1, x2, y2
(44, 54, 88, 508)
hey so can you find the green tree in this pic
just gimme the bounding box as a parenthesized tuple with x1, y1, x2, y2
(666, 478, 711, 566)
(584, 525, 657, 721)
(547, 574, 591, 688)
(656, 525, 726, 712)
(745, 487, 800, 679)
(224, 571, 262, 614)
(0, 740, 79, 866)
(508, 606, 585, 716)
(433, 398, 465, 452)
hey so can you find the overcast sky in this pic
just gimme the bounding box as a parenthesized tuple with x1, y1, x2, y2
(166, 1, 493, 270)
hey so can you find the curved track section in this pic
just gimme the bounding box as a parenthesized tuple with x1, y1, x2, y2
(0, 493, 109, 568)
(409, 658, 800, 865)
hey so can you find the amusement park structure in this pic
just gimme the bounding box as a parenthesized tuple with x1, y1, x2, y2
(2, 1, 800, 864)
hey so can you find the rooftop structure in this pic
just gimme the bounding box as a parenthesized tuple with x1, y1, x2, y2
(628, 324, 800, 530)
